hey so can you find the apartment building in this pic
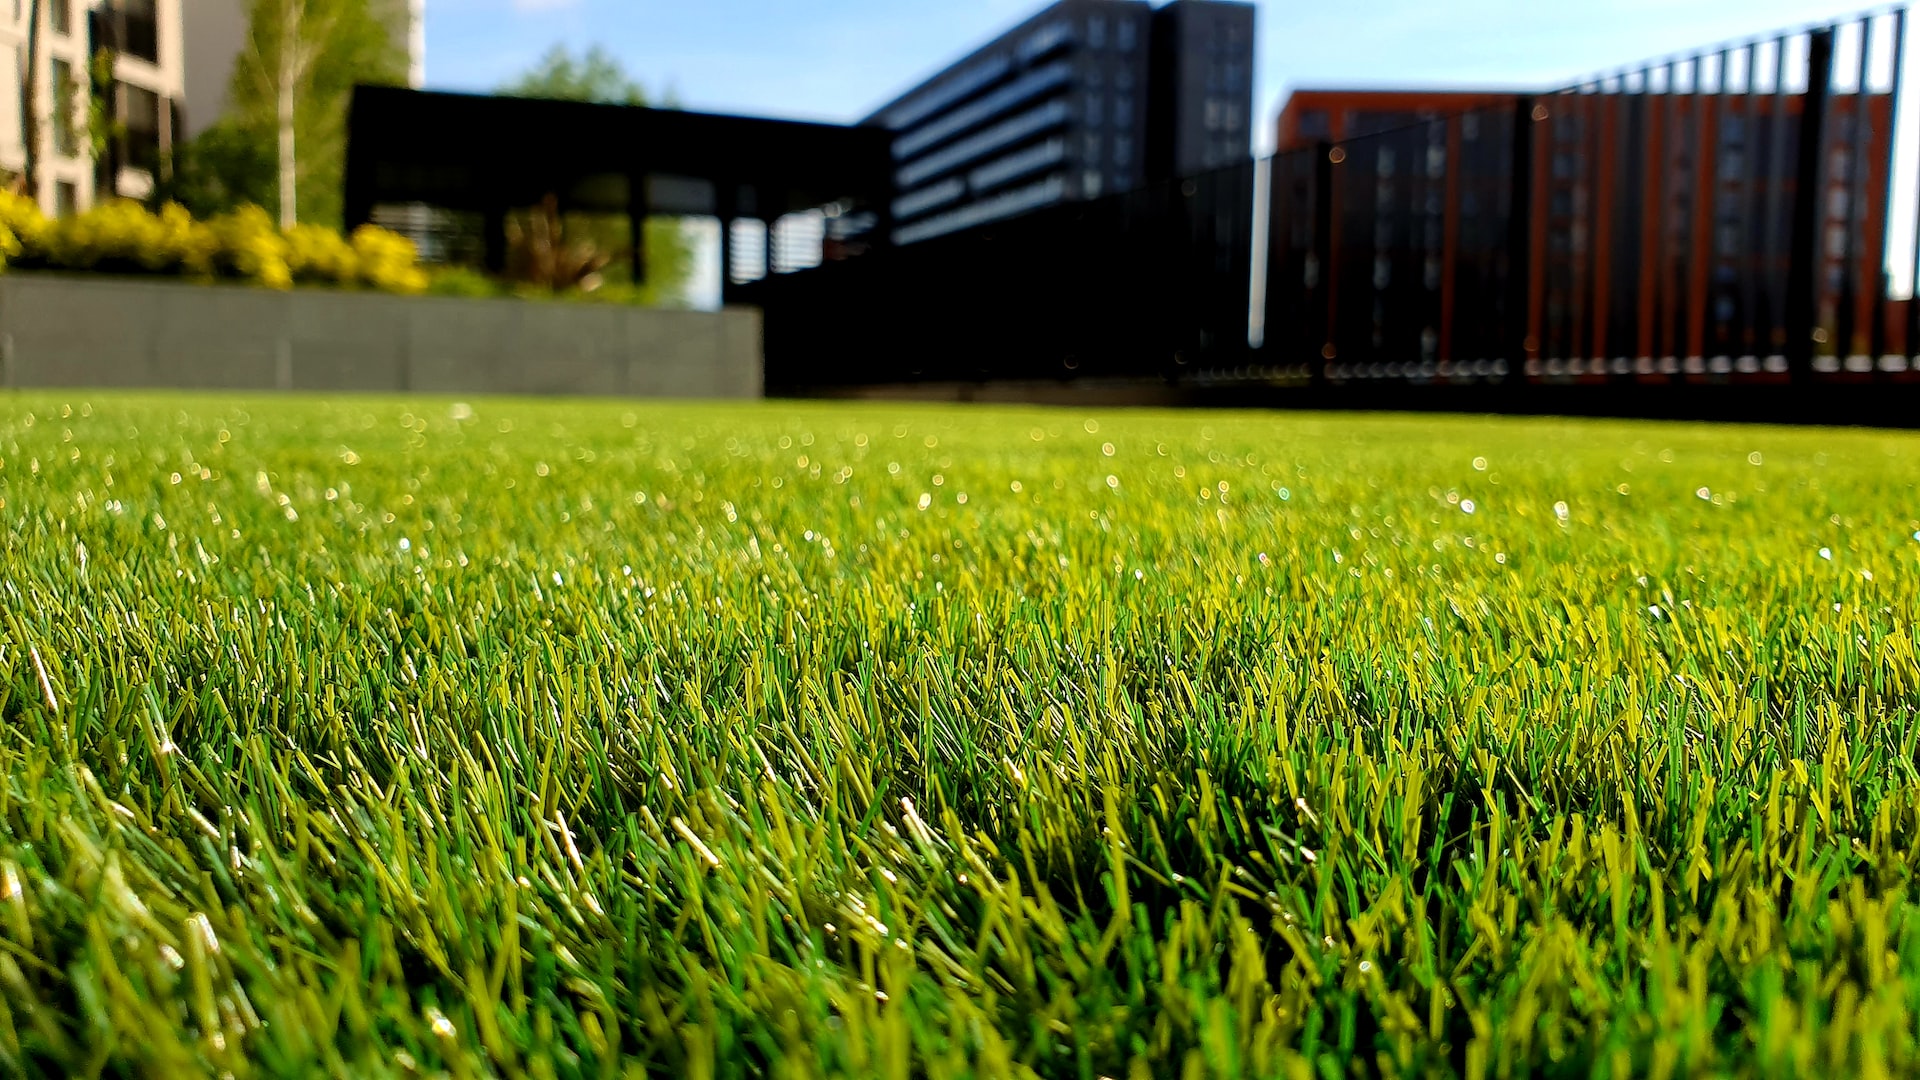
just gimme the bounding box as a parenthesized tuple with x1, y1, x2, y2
(1146, 0, 1254, 178)
(1, 0, 185, 214)
(865, 0, 1254, 248)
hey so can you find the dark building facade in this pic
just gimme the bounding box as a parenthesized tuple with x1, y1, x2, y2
(864, 0, 1254, 247)
(1147, 0, 1256, 179)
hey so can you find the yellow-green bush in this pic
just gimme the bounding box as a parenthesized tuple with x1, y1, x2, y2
(0, 190, 49, 267)
(204, 205, 292, 289)
(152, 203, 220, 276)
(0, 194, 425, 294)
(284, 223, 356, 285)
(349, 224, 428, 293)
(42, 199, 219, 275)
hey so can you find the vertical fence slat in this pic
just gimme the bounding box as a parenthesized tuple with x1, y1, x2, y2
(1735, 41, 1762, 370)
(1689, 52, 1722, 369)
(1509, 96, 1539, 377)
(1837, 18, 1874, 372)
(1788, 28, 1837, 382)
(1596, 77, 1621, 372)
(1764, 36, 1796, 368)
(1873, 10, 1904, 371)
(1312, 140, 1335, 384)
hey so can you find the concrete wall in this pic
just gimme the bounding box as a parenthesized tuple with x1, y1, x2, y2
(0, 275, 763, 398)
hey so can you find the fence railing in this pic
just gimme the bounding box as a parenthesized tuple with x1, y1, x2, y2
(1256, 7, 1915, 389)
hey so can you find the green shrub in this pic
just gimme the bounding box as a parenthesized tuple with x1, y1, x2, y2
(0, 190, 49, 266)
(349, 224, 428, 294)
(0, 193, 425, 293)
(283, 222, 357, 285)
(425, 265, 506, 298)
(204, 205, 293, 289)
(40, 200, 219, 276)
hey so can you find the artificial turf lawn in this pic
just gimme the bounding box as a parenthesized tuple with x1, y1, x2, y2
(3, 394, 1920, 1077)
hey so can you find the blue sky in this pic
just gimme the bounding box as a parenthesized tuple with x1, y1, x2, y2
(425, 0, 1879, 146)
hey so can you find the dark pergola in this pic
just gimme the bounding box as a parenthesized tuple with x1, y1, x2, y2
(343, 86, 895, 293)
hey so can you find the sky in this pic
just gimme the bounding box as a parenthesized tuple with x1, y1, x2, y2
(422, 0, 1920, 300)
(425, 0, 1882, 142)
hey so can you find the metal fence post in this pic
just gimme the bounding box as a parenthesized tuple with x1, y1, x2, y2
(1311, 140, 1335, 385)
(1873, 11, 1904, 373)
(1786, 27, 1836, 383)
(1507, 96, 1538, 381)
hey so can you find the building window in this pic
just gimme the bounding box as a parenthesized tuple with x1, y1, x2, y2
(55, 181, 77, 217)
(1084, 95, 1103, 126)
(1087, 14, 1106, 50)
(1297, 109, 1330, 140)
(51, 0, 70, 34)
(1114, 95, 1133, 129)
(51, 58, 76, 156)
(117, 0, 160, 64)
(1114, 134, 1133, 167)
(1117, 18, 1137, 51)
(121, 83, 163, 172)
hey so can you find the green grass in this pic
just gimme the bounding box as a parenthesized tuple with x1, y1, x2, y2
(3, 394, 1920, 1078)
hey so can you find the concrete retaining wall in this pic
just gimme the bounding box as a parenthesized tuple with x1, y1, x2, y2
(0, 274, 762, 398)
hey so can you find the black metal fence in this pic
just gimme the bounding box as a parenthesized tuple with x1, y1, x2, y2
(1256, 8, 1913, 393)
(747, 161, 1258, 389)
(758, 8, 1920, 412)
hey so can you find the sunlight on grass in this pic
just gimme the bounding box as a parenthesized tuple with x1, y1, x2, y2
(3, 394, 1920, 1076)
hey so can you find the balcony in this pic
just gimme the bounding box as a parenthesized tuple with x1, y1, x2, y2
(90, 1, 160, 65)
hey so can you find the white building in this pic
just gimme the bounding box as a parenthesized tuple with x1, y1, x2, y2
(1, 0, 187, 214)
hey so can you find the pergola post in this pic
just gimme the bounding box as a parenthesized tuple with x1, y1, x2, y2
(483, 206, 507, 273)
(717, 183, 736, 304)
(628, 173, 648, 286)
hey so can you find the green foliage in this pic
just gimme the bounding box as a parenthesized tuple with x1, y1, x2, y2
(502, 44, 651, 106)
(224, 0, 408, 228)
(4, 400, 1920, 1075)
(153, 119, 280, 221)
(348, 223, 430, 293)
(0, 192, 424, 292)
(0, 191, 45, 269)
(42, 201, 216, 275)
(83, 49, 123, 163)
(423, 264, 503, 299)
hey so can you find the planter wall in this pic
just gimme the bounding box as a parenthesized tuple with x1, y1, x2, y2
(0, 275, 762, 399)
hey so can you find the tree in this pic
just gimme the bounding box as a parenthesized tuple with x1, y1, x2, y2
(220, 0, 405, 228)
(501, 45, 651, 106)
(151, 118, 278, 219)
(498, 46, 692, 305)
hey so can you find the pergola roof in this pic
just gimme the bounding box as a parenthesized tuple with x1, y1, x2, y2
(344, 86, 895, 222)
